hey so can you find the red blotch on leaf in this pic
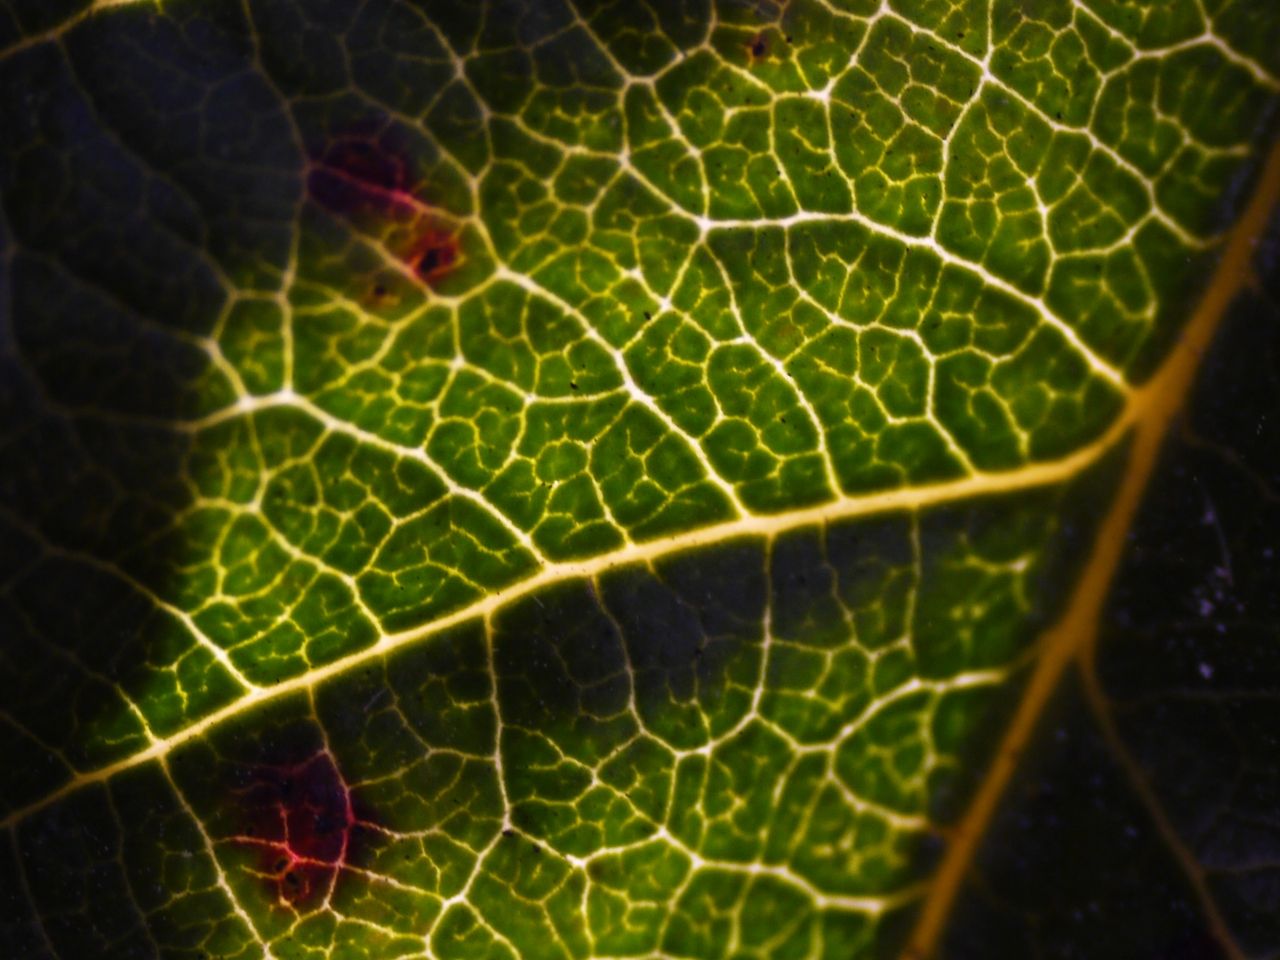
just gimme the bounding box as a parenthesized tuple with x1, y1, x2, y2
(307, 135, 461, 290)
(229, 751, 362, 910)
(308, 139, 409, 209)
(406, 228, 458, 283)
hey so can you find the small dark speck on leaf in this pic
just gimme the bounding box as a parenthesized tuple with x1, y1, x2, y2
(419, 246, 447, 275)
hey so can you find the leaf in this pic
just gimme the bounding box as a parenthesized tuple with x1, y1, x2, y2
(0, 1, 1276, 958)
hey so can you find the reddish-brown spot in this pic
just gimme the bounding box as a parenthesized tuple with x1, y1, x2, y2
(748, 33, 768, 60)
(307, 133, 461, 289)
(406, 228, 459, 282)
(227, 751, 365, 910)
(308, 139, 409, 209)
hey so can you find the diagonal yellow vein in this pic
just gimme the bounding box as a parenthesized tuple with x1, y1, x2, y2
(0, 413, 1127, 832)
(902, 131, 1280, 960)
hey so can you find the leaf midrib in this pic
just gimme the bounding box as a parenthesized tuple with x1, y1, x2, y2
(902, 131, 1280, 960)
(0, 391, 1134, 831)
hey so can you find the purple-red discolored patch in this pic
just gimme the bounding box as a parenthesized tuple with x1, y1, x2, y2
(307, 135, 462, 291)
(227, 750, 365, 909)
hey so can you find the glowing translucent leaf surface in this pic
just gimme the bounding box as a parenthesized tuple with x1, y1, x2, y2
(0, 1, 1278, 957)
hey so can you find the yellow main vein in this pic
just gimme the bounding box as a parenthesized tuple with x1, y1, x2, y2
(1, 413, 1131, 831)
(902, 133, 1280, 960)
